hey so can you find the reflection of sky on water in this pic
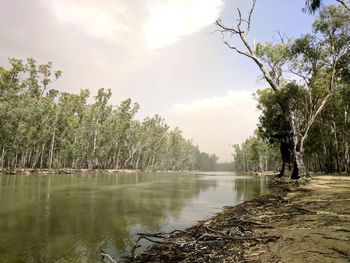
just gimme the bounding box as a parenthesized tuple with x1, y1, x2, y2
(160, 173, 268, 232)
(0, 172, 268, 262)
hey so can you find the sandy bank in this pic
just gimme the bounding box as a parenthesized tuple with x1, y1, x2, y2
(127, 175, 350, 263)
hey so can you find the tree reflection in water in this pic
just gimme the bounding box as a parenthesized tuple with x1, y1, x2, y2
(0, 172, 267, 262)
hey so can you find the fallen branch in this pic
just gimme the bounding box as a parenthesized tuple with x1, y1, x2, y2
(290, 205, 315, 214)
(307, 250, 335, 256)
(194, 233, 279, 243)
(136, 229, 192, 238)
(333, 227, 350, 232)
(132, 231, 190, 258)
(229, 218, 274, 228)
(332, 248, 350, 258)
(101, 252, 117, 263)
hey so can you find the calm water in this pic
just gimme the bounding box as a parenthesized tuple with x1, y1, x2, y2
(0, 172, 268, 262)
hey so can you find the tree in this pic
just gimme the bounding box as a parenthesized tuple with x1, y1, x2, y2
(0, 58, 218, 172)
(232, 133, 279, 173)
(216, 0, 298, 178)
(305, 0, 349, 13)
(217, 1, 350, 179)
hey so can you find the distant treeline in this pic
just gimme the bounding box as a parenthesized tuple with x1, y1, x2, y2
(214, 162, 235, 172)
(0, 58, 219, 171)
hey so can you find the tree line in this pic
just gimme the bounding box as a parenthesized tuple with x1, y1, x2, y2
(221, 1, 350, 177)
(0, 58, 219, 171)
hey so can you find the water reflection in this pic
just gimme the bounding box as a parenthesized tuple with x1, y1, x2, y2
(0, 172, 267, 262)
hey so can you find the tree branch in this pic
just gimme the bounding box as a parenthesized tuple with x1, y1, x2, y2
(215, 0, 280, 92)
(336, 0, 350, 11)
(247, 0, 257, 32)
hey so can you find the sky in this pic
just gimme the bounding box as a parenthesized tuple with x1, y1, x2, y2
(0, 0, 335, 161)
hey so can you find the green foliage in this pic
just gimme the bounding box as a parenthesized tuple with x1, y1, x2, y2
(0, 59, 217, 171)
(256, 83, 308, 144)
(303, 84, 350, 173)
(233, 133, 280, 173)
(237, 3, 350, 175)
(304, 0, 349, 13)
(255, 42, 292, 73)
(304, 0, 322, 13)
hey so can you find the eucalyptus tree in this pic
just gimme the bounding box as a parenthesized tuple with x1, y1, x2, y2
(113, 98, 140, 169)
(282, 5, 349, 176)
(57, 90, 90, 168)
(217, 1, 350, 179)
(0, 58, 61, 169)
(195, 151, 219, 171)
(137, 115, 169, 169)
(0, 57, 219, 172)
(305, 0, 349, 13)
(302, 83, 350, 173)
(232, 134, 279, 173)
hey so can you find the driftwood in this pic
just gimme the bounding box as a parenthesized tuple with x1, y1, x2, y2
(101, 252, 117, 263)
(128, 221, 280, 262)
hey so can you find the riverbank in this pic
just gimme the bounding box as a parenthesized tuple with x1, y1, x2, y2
(0, 168, 230, 175)
(0, 168, 148, 175)
(129, 175, 350, 263)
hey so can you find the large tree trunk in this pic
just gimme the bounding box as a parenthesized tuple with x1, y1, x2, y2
(331, 121, 341, 173)
(291, 117, 309, 179)
(135, 153, 141, 170)
(48, 110, 58, 170)
(1, 147, 5, 169)
(278, 105, 295, 178)
(279, 141, 294, 178)
(40, 144, 45, 170)
(292, 152, 308, 179)
(345, 142, 349, 174)
(278, 105, 309, 179)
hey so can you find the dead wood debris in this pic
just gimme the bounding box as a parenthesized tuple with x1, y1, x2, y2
(123, 182, 304, 263)
(123, 178, 350, 263)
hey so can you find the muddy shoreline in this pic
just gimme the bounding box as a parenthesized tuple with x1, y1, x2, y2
(126, 175, 350, 263)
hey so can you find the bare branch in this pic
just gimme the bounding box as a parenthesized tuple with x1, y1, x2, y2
(215, 20, 240, 34)
(277, 31, 287, 44)
(247, 0, 257, 32)
(215, 0, 280, 92)
(236, 8, 243, 30)
(223, 41, 252, 58)
(287, 68, 310, 86)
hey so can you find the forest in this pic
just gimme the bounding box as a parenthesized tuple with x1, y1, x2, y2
(1, 0, 349, 178)
(0, 58, 219, 171)
(231, 2, 350, 177)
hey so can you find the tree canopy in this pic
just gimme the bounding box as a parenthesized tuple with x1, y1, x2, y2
(227, 2, 350, 176)
(0, 58, 219, 172)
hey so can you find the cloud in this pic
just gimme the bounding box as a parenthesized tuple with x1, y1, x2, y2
(48, 0, 130, 42)
(143, 0, 224, 49)
(2, 0, 311, 161)
(46, 0, 224, 50)
(164, 90, 260, 162)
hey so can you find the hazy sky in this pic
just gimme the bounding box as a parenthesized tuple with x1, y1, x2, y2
(0, 0, 335, 161)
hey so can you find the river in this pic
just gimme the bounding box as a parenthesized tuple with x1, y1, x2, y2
(0, 172, 268, 262)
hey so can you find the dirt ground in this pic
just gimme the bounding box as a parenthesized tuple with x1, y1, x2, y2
(129, 175, 350, 263)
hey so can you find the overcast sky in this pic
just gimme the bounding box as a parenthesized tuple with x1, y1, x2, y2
(0, 0, 335, 161)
